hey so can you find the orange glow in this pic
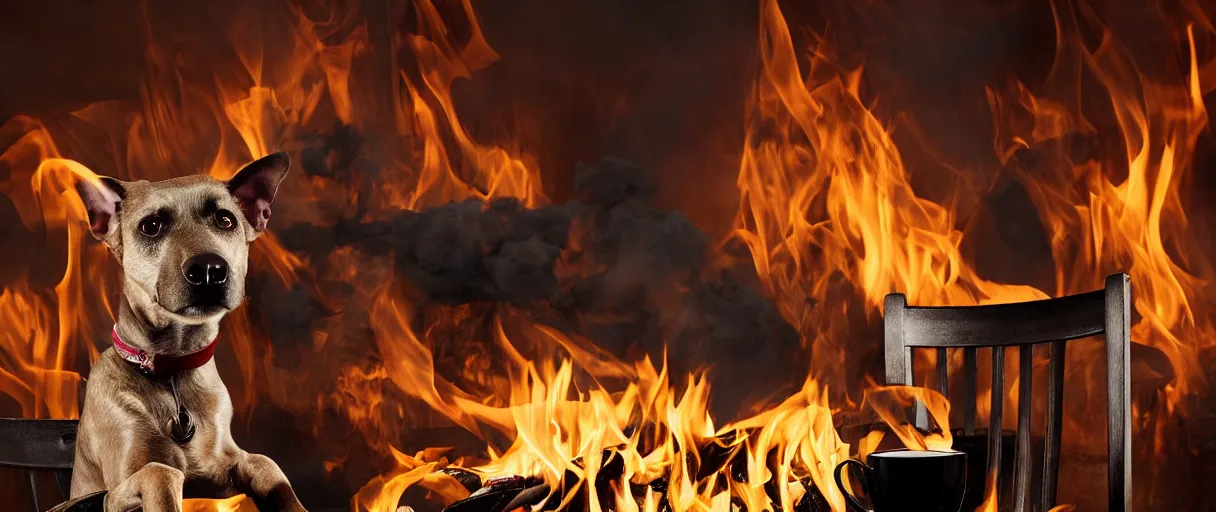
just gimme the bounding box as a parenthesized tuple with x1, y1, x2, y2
(351, 286, 860, 511)
(183, 494, 256, 512)
(988, 2, 1212, 413)
(864, 386, 953, 452)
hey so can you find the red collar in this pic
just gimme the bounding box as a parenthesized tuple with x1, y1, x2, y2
(111, 326, 219, 376)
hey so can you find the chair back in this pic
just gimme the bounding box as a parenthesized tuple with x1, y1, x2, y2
(0, 418, 79, 512)
(882, 273, 1130, 512)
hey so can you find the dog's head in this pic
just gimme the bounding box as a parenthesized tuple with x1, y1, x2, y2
(74, 153, 289, 325)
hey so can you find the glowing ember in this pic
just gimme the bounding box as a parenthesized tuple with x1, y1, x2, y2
(183, 494, 256, 512)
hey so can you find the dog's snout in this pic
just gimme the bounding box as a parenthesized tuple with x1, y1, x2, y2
(172, 251, 238, 313)
(182, 253, 229, 286)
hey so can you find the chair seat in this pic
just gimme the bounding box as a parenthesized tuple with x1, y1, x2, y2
(46, 490, 106, 512)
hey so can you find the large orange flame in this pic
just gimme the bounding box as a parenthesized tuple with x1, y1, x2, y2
(351, 284, 870, 511)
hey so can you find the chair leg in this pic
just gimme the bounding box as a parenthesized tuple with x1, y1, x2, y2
(54, 469, 72, 501)
(26, 469, 40, 512)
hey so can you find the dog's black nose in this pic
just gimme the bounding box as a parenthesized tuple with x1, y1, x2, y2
(182, 253, 228, 286)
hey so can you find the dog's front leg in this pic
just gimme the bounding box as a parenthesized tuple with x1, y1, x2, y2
(231, 450, 307, 511)
(105, 461, 186, 512)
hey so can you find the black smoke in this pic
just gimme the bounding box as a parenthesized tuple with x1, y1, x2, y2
(275, 132, 806, 422)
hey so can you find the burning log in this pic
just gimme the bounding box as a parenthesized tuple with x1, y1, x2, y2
(540, 450, 627, 511)
(644, 477, 672, 512)
(442, 475, 528, 512)
(503, 483, 552, 511)
(419, 429, 837, 512)
(433, 450, 629, 512)
(794, 483, 831, 512)
(439, 467, 484, 493)
(695, 430, 745, 481)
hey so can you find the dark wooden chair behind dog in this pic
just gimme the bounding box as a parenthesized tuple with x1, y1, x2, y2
(883, 273, 1131, 512)
(0, 418, 78, 511)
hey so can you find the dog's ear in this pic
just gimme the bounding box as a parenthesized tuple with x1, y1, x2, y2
(74, 175, 127, 241)
(227, 152, 289, 240)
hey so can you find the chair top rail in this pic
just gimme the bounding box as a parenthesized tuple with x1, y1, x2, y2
(0, 418, 77, 470)
(894, 289, 1106, 348)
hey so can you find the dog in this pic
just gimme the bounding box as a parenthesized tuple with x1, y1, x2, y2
(68, 153, 306, 512)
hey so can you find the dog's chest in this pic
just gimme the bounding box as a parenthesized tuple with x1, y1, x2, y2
(172, 377, 241, 481)
(116, 369, 240, 486)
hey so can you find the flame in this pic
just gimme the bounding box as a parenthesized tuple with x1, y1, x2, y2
(864, 386, 954, 452)
(352, 291, 859, 512)
(352, 287, 956, 511)
(735, 0, 1051, 387)
(0, 283, 82, 419)
(183, 494, 256, 512)
(987, 0, 1213, 412)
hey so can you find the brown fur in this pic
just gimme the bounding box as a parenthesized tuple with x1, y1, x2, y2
(70, 153, 305, 512)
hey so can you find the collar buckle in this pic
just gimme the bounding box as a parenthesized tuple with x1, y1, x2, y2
(136, 350, 155, 374)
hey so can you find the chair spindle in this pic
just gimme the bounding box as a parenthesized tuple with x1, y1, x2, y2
(964, 347, 977, 436)
(987, 346, 1005, 508)
(936, 347, 949, 397)
(26, 468, 40, 512)
(1042, 340, 1065, 511)
(1014, 344, 1033, 512)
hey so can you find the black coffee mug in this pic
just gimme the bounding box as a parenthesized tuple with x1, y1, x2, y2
(833, 449, 967, 512)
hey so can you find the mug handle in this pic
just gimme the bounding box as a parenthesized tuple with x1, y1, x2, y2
(833, 459, 874, 512)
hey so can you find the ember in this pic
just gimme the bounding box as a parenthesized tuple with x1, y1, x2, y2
(2, 0, 1215, 510)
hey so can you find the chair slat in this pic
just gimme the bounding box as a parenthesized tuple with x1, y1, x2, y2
(913, 346, 929, 431)
(936, 347, 949, 396)
(963, 347, 977, 436)
(987, 346, 1005, 508)
(26, 468, 40, 512)
(925, 347, 948, 433)
(900, 290, 1105, 347)
(1042, 340, 1066, 511)
(55, 468, 72, 501)
(1014, 344, 1033, 512)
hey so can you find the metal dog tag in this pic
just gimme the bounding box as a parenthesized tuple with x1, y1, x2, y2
(170, 407, 196, 444)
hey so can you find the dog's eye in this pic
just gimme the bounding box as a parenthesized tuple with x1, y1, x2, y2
(215, 210, 237, 231)
(138, 216, 165, 238)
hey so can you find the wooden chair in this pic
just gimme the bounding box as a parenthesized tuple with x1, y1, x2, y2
(882, 273, 1131, 512)
(0, 418, 79, 511)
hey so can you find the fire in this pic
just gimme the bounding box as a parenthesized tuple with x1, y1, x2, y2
(0, 283, 83, 419)
(0, 0, 1214, 511)
(735, 0, 1215, 506)
(987, 0, 1213, 411)
(355, 284, 936, 511)
(183, 494, 256, 512)
(863, 386, 953, 452)
(351, 283, 855, 511)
